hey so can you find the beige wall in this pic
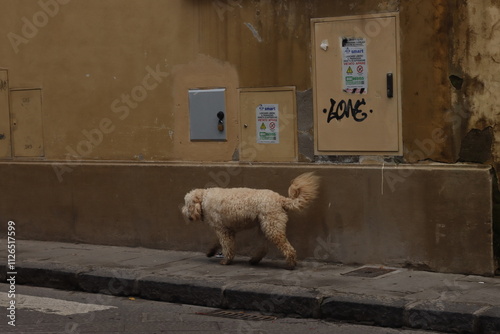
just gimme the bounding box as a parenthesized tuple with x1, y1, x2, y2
(0, 162, 495, 276)
(0, 0, 400, 162)
(0, 1, 498, 273)
(0, 0, 498, 166)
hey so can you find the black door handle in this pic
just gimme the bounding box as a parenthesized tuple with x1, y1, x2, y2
(387, 73, 393, 98)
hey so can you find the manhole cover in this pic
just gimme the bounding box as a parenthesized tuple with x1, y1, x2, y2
(197, 310, 277, 321)
(342, 266, 396, 278)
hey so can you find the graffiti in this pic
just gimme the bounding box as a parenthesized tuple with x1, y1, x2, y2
(322, 97, 373, 123)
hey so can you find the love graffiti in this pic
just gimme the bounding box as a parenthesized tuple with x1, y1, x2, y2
(322, 98, 373, 123)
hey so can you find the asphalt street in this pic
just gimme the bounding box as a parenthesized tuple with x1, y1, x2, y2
(0, 284, 447, 334)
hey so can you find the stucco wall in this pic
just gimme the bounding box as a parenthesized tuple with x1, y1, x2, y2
(0, 0, 498, 272)
(0, 0, 498, 166)
(0, 162, 495, 276)
(453, 0, 500, 166)
(0, 0, 401, 162)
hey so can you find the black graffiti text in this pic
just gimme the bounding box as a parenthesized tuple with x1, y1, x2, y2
(323, 98, 373, 123)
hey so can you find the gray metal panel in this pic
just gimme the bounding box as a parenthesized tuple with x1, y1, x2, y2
(188, 88, 226, 141)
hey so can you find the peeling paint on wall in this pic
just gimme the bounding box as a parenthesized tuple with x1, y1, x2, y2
(457, 1, 500, 164)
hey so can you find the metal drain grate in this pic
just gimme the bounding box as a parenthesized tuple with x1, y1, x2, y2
(197, 310, 277, 321)
(342, 266, 396, 278)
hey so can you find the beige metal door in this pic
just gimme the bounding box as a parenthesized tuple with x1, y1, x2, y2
(10, 89, 44, 157)
(312, 13, 401, 155)
(0, 70, 11, 158)
(239, 87, 297, 162)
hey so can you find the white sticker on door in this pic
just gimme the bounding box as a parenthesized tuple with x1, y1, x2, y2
(341, 37, 367, 94)
(256, 104, 279, 144)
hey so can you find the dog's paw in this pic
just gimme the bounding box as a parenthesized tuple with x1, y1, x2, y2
(207, 249, 223, 258)
(285, 260, 297, 270)
(249, 258, 262, 266)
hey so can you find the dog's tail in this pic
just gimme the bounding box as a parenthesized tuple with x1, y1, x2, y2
(282, 172, 320, 211)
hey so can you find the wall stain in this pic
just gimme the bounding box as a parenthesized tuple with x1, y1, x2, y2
(0, 80, 7, 91)
(458, 127, 494, 164)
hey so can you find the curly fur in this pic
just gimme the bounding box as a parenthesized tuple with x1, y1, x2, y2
(181, 172, 320, 269)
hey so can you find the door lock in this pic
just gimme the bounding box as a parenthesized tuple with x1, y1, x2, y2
(217, 111, 224, 132)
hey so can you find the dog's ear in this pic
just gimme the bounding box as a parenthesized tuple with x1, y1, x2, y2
(191, 189, 203, 221)
(188, 189, 204, 221)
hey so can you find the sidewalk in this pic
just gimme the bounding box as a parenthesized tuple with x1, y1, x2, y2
(1, 240, 499, 333)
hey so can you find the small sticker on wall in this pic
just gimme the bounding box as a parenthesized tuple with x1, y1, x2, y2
(341, 37, 367, 94)
(256, 104, 279, 144)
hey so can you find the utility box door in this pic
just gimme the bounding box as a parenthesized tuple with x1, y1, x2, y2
(188, 88, 226, 141)
(10, 89, 44, 157)
(0, 70, 11, 158)
(239, 87, 297, 162)
(312, 13, 401, 154)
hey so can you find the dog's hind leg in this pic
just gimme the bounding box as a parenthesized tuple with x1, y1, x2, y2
(260, 212, 297, 270)
(249, 229, 268, 265)
(206, 239, 221, 258)
(215, 228, 236, 265)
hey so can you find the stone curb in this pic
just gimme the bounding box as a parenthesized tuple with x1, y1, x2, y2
(321, 294, 407, 328)
(2, 264, 500, 333)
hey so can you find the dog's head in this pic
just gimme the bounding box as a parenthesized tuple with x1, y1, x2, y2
(181, 189, 205, 222)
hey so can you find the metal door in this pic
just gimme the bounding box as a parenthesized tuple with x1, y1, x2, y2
(10, 89, 44, 157)
(0, 70, 11, 158)
(239, 87, 297, 162)
(312, 13, 402, 155)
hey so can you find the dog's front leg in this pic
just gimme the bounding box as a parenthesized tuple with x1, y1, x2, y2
(216, 229, 235, 265)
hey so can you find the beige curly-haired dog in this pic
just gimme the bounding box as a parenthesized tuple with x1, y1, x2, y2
(181, 172, 320, 269)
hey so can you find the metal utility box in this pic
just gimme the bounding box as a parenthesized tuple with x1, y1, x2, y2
(312, 13, 402, 155)
(10, 88, 44, 157)
(0, 69, 11, 158)
(188, 88, 226, 141)
(239, 87, 297, 162)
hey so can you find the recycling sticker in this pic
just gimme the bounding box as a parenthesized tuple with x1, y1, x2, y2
(341, 37, 368, 94)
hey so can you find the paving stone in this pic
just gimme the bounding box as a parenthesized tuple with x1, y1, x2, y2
(138, 275, 224, 308)
(406, 300, 487, 333)
(477, 306, 500, 334)
(223, 283, 321, 318)
(2, 239, 499, 334)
